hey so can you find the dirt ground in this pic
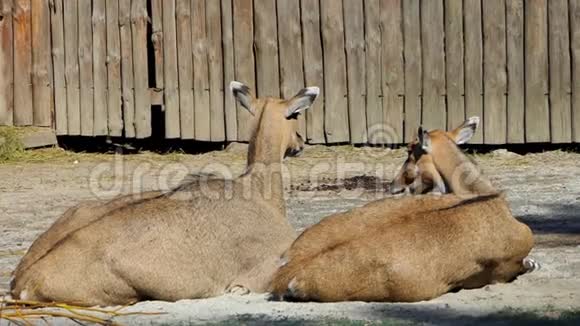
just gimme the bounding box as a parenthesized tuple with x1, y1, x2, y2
(0, 145, 579, 325)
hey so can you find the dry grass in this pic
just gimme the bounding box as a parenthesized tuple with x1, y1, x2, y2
(0, 298, 163, 325)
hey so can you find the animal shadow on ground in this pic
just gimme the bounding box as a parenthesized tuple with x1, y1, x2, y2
(517, 203, 580, 236)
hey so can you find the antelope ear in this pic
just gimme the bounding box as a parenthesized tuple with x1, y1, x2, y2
(230, 81, 256, 115)
(285, 87, 320, 119)
(453, 116, 480, 144)
(417, 126, 432, 152)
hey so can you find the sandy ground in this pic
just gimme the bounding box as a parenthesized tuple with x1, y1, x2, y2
(0, 145, 579, 325)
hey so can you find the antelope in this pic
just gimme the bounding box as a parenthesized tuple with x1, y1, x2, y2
(269, 120, 538, 302)
(11, 81, 320, 306)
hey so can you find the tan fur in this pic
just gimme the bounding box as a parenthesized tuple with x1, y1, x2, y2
(11, 82, 319, 306)
(270, 123, 534, 302)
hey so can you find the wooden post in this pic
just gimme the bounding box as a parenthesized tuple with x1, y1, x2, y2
(482, 0, 507, 144)
(254, 0, 280, 99)
(525, 0, 550, 142)
(445, 0, 465, 130)
(464, 0, 484, 143)
(119, 0, 135, 137)
(106, 0, 123, 136)
(548, 0, 572, 143)
(320, 0, 349, 143)
(78, 0, 94, 135)
(506, 0, 525, 143)
(571, 0, 580, 142)
(31, 0, 52, 128)
(402, 0, 422, 141)
(207, 0, 225, 141)
(92, 0, 107, 135)
(381, 0, 404, 144)
(13, 0, 33, 126)
(343, 0, 367, 144)
(192, 0, 211, 141)
(163, 0, 180, 138)
(364, 0, 382, 144)
(221, 0, 237, 141)
(132, 0, 151, 138)
(277, 0, 306, 136)
(50, 0, 66, 134)
(63, 0, 80, 134)
(151, 0, 164, 89)
(176, 0, 194, 139)
(0, 0, 14, 126)
(301, 0, 325, 144)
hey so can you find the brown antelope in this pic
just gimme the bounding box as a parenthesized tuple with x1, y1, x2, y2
(269, 121, 538, 302)
(11, 81, 320, 306)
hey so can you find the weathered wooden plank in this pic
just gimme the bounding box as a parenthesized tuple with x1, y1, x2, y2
(506, 0, 525, 143)
(13, 0, 33, 126)
(364, 0, 382, 144)
(151, 0, 164, 88)
(207, 0, 224, 141)
(232, 0, 255, 141)
(278, 0, 306, 136)
(402, 0, 421, 141)
(320, 0, 349, 143)
(162, 0, 180, 138)
(482, 0, 507, 144)
(0, 0, 14, 126)
(92, 0, 107, 135)
(420, 0, 446, 131)
(464, 0, 483, 143)
(63, 0, 80, 134)
(192, 0, 210, 140)
(176, 0, 194, 139)
(132, 0, 151, 138)
(525, 0, 550, 142)
(254, 0, 280, 98)
(49, 0, 66, 134)
(119, 0, 135, 137)
(221, 0, 236, 141)
(343, 0, 366, 144)
(31, 0, 52, 127)
(548, 0, 572, 143)
(445, 0, 465, 130)
(571, 0, 580, 142)
(106, 0, 123, 136)
(381, 0, 403, 144)
(78, 0, 94, 135)
(301, 0, 325, 144)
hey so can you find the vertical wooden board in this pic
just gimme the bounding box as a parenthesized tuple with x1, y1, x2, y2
(63, 0, 80, 134)
(343, 0, 366, 144)
(232, 0, 255, 141)
(31, 0, 52, 127)
(381, 0, 404, 144)
(364, 0, 382, 144)
(221, 0, 237, 141)
(92, 0, 107, 135)
(277, 0, 306, 136)
(119, 0, 135, 137)
(420, 0, 446, 131)
(152, 0, 164, 88)
(132, 0, 151, 138)
(176, 0, 194, 139)
(50, 0, 66, 134)
(548, 0, 572, 143)
(482, 0, 507, 144)
(444, 0, 465, 130)
(192, 0, 210, 140)
(207, 0, 224, 141)
(13, 0, 33, 126)
(463, 0, 483, 143)
(106, 0, 123, 136)
(163, 0, 180, 138)
(254, 0, 280, 98)
(506, 0, 525, 143)
(402, 0, 421, 141)
(320, 0, 349, 143)
(301, 0, 325, 144)
(78, 0, 94, 135)
(571, 0, 580, 142)
(0, 0, 14, 126)
(525, 0, 549, 142)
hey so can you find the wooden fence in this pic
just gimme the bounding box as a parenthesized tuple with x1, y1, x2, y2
(1, 0, 580, 144)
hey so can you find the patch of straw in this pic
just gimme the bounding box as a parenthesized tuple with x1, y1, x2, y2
(0, 298, 163, 326)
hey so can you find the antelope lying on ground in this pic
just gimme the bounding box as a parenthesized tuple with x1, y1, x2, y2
(11, 81, 320, 306)
(270, 121, 538, 302)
